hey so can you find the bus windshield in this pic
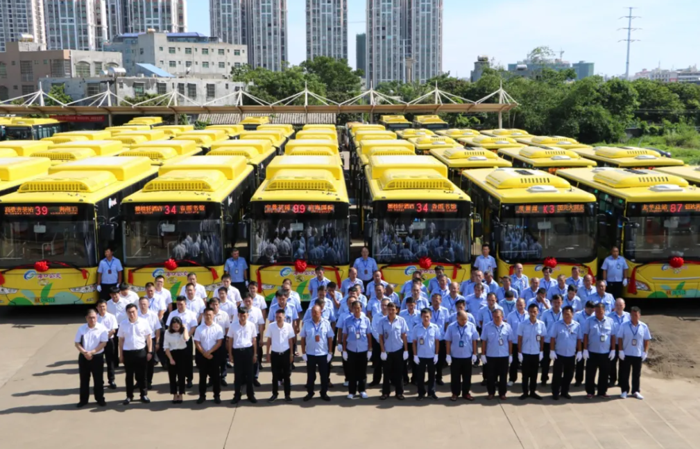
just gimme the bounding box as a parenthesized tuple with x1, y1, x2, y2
(625, 214, 700, 262)
(498, 211, 596, 263)
(252, 217, 349, 266)
(5, 126, 33, 140)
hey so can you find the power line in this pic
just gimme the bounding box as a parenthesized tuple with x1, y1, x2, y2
(619, 6, 641, 80)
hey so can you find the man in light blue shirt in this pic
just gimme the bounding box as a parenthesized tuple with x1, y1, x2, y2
(384, 284, 400, 307)
(427, 267, 446, 295)
(399, 297, 422, 384)
(327, 282, 344, 311)
(303, 291, 335, 325)
(400, 284, 430, 311)
(341, 300, 373, 399)
(429, 293, 450, 385)
(499, 290, 517, 317)
(300, 305, 334, 402)
(582, 303, 616, 398)
(527, 288, 551, 315)
(565, 266, 584, 291)
(460, 270, 484, 297)
(473, 244, 497, 275)
(339, 286, 367, 316)
(400, 273, 427, 299)
(448, 299, 477, 327)
(601, 247, 629, 300)
(549, 305, 581, 400)
(430, 275, 450, 302)
(589, 280, 615, 313)
(481, 309, 512, 399)
(367, 284, 388, 321)
(563, 285, 582, 312)
(616, 306, 651, 399)
(353, 246, 378, 285)
(308, 266, 331, 299)
(483, 271, 499, 295)
(506, 298, 527, 386)
(224, 248, 248, 293)
(608, 297, 630, 387)
(521, 277, 540, 303)
(366, 271, 389, 300)
(268, 292, 299, 325)
(444, 282, 464, 313)
(547, 275, 569, 300)
(411, 308, 442, 399)
(574, 300, 595, 386)
(444, 311, 479, 401)
(341, 267, 365, 296)
(517, 303, 546, 400)
(465, 284, 488, 317)
(540, 294, 563, 385)
(496, 276, 519, 302)
(377, 302, 409, 400)
(539, 267, 556, 293)
(478, 293, 503, 329)
(510, 263, 529, 296)
(96, 248, 123, 300)
(577, 275, 597, 305)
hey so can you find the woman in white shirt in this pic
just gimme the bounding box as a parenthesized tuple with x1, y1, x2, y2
(164, 317, 190, 403)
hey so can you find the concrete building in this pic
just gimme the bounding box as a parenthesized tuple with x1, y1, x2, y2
(104, 30, 247, 78)
(404, 0, 442, 83)
(633, 66, 700, 85)
(122, 0, 187, 34)
(507, 58, 595, 80)
(356, 33, 366, 74)
(210, 0, 244, 47)
(44, 0, 108, 51)
(366, 0, 404, 86)
(0, 41, 122, 100)
(470, 55, 490, 82)
(306, 0, 347, 62)
(0, 0, 46, 52)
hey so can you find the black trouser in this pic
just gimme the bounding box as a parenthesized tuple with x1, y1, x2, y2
(609, 353, 620, 385)
(371, 339, 382, 383)
(416, 357, 436, 396)
(435, 342, 446, 381)
(232, 282, 247, 296)
(306, 354, 329, 396)
(78, 353, 104, 404)
(575, 358, 585, 385)
(619, 355, 643, 394)
(552, 355, 575, 397)
(167, 348, 188, 395)
(186, 338, 194, 383)
(271, 350, 291, 397)
(99, 284, 116, 301)
(196, 352, 221, 398)
(255, 342, 263, 379)
(156, 329, 166, 367)
(123, 349, 147, 399)
(104, 336, 117, 383)
(521, 353, 539, 394)
(217, 344, 228, 380)
(347, 350, 368, 395)
(586, 352, 610, 396)
(606, 281, 623, 300)
(233, 347, 255, 398)
(509, 343, 520, 383)
(450, 357, 472, 396)
(540, 342, 551, 382)
(146, 338, 157, 387)
(382, 350, 404, 395)
(403, 343, 415, 383)
(485, 356, 508, 396)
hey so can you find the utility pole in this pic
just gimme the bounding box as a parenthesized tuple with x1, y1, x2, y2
(619, 7, 640, 79)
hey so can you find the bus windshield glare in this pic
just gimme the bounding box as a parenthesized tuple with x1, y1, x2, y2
(625, 206, 700, 262)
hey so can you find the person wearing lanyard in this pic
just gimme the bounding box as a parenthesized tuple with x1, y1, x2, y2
(506, 298, 527, 387)
(341, 267, 365, 296)
(590, 280, 615, 313)
(510, 263, 529, 296)
(96, 299, 119, 390)
(481, 309, 512, 400)
(540, 294, 563, 386)
(194, 308, 225, 404)
(378, 302, 409, 400)
(366, 270, 389, 300)
(308, 266, 331, 299)
(521, 277, 540, 303)
(353, 246, 378, 289)
(539, 267, 555, 292)
(401, 272, 427, 300)
(224, 248, 248, 294)
(473, 243, 497, 275)
(527, 288, 551, 315)
(577, 275, 597, 305)
(499, 290, 517, 318)
(517, 303, 546, 400)
(582, 303, 616, 398)
(574, 300, 595, 386)
(342, 300, 373, 400)
(547, 275, 568, 300)
(399, 297, 422, 385)
(401, 283, 430, 311)
(335, 296, 355, 388)
(563, 285, 582, 312)
(444, 310, 479, 401)
(617, 306, 652, 400)
(430, 294, 450, 386)
(208, 298, 230, 386)
(445, 281, 464, 313)
(427, 266, 446, 295)
(608, 297, 630, 387)
(549, 305, 581, 400)
(459, 270, 483, 297)
(477, 293, 503, 330)
(411, 308, 442, 400)
(96, 247, 123, 301)
(566, 266, 585, 290)
(228, 307, 258, 404)
(265, 308, 295, 402)
(74, 309, 109, 407)
(465, 283, 488, 317)
(301, 305, 334, 402)
(496, 277, 518, 302)
(429, 274, 450, 300)
(138, 297, 162, 390)
(118, 304, 153, 405)
(369, 298, 390, 386)
(483, 271, 499, 295)
(601, 247, 629, 300)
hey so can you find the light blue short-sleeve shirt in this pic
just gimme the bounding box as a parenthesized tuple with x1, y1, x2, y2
(549, 320, 581, 357)
(377, 316, 408, 352)
(399, 309, 422, 342)
(583, 316, 615, 354)
(601, 256, 629, 282)
(411, 323, 442, 358)
(224, 257, 248, 283)
(616, 321, 651, 357)
(342, 315, 372, 353)
(517, 319, 547, 354)
(481, 322, 512, 358)
(97, 258, 123, 284)
(444, 321, 479, 358)
(301, 319, 333, 356)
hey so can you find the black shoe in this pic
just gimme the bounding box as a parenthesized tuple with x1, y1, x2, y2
(291, 363, 296, 371)
(268, 394, 278, 403)
(147, 383, 153, 390)
(480, 380, 487, 386)
(97, 399, 107, 407)
(396, 394, 405, 401)
(320, 395, 331, 402)
(214, 397, 222, 404)
(186, 380, 193, 389)
(416, 394, 425, 401)
(574, 381, 582, 387)
(284, 396, 293, 402)
(221, 379, 228, 387)
(562, 393, 572, 399)
(108, 381, 117, 390)
(429, 393, 438, 400)
(123, 398, 131, 406)
(231, 396, 241, 404)
(540, 380, 548, 386)
(552, 395, 560, 400)
(249, 396, 258, 403)
(410, 377, 416, 385)
(140, 395, 151, 404)
(368, 381, 380, 387)
(328, 382, 334, 388)
(303, 394, 313, 402)
(379, 394, 389, 400)
(435, 379, 444, 386)
(76, 401, 88, 408)
(519, 393, 528, 400)
(197, 396, 206, 404)
(253, 379, 261, 387)
(530, 393, 542, 400)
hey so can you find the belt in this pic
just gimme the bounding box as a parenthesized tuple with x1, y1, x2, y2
(233, 346, 253, 351)
(271, 349, 289, 355)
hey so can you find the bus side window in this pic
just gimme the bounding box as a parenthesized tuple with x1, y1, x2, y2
(598, 195, 623, 249)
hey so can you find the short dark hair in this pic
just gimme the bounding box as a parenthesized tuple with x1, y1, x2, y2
(327, 281, 336, 289)
(431, 293, 442, 301)
(241, 292, 251, 301)
(537, 287, 547, 294)
(594, 302, 606, 310)
(119, 282, 129, 291)
(85, 308, 97, 316)
(527, 303, 539, 311)
(585, 300, 595, 309)
(222, 273, 231, 281)
(208, 298, 219, 306)
(185, 282, 194, 289)
(237, 306, 248, 315)
(218, 287, 228, 294)
(420, 307, 432, 316)
(631, 306, 641, 313)
(492, 309, 504, 317)
(176, 295, 187, 302)
(567, 284, 577, 292)
(504, 290, 515, 299)
(155, 275, 165, 281)
(187, 272, 196, 278)
(348, 285, 358, 293)
(482, 243, 490, 249)
(97, 299, 108, 306)
(203, 307, 214, 314)
(248, 281, 258, 287)
(455, 299, 466, 307)
(551, 294, 562, 301)
(110, 286, 120, 294)
(562, 305, 574, 313)
(125, 303, 137, 312)
(405, 296, 415, 304)
(435, 266, 444, 272)
(315, 266, 324, 272)
(275, 308, 285, 315)
(168, 316, 185, 334)
(317, 284, 326, 292)
(314, 298, 325, 307)
(275, 290, 285, 298)
(386, 302, 396, 309)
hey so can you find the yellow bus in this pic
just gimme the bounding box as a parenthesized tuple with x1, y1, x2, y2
(209, 139, 276, 185)
(48, 140, 124, 155)
(413, 115, 449, 130)
(498, 146, 596, 174)
(396, 128, 435, 140)
(379, 115, 412, 131)
(240, 116, 270, 131)
(480, 128, 532, 138)
(430, 147, 512, 184)
(302, 124, 335, 132)
(121, 156, 254, 298)
(558, 167, 700, 298)
(47, 130, 112, 142)
(176, 130, 228, 151)
(105, 125, 151, 136)
(362, 155, 472, 286)
(249, 155, 350, 301)
(459, 136, 523, 152)
(4, 118, 68, 141)
(654, 166, 700, 187)
(408, 136, 460, 155)
(571, 146, 685, 169)
(125, 117, 163, 127)
(356, 139, 415, 167)
(528, 136, 592, 150)
(31, 148, 111, 166)
(462, 168, 598, 281)
(0, 140, 51, 156)
(119, 139, 202, 166)
(157, 125, 194, 138)
(0, 158, 52, 196)
(285, 139, 340, 156)
(258, 124, 295, 138)
(206, 125, 244, 139)
(239, 130, 288, 154)
(295, 130, 337, 141)
(0, 157, 157, 305)
(435, 128, 481, 139)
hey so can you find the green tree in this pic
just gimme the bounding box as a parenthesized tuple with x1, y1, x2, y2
(231, 65, 327, 105)
(300, 56, 363, 103)
(45, 84, 73, 106)
(120, 92, 169, 106)
(632, 79, 684, 123)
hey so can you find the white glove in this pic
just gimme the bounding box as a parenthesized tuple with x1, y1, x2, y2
(518, 353, 523, 363)
(367, 351, 372, 360)
(508, 355, 513, 364)
(327, 353, 333, 363)
(576, 351, 583, 362)
(539, 351, 544, 361)
(446, 355, 452, 365)
(302, 354, 308, 362)
(619, 350, 625, 361)
(245, 280, 249, 287)
(622, 278, 629, 287)
(550, 350, 557, 360)
(413, 356, 420, 365)
(380, 352, 387, 361)
(609, 350, 616, 361)
(433, 354, 438, 364)
(642, 351, 648, 361)
(471, 354, 477, 364)
(402, 351, 408, 361)
(96, 285, 102, 292)
(337, 345, 343, 353)
(342, 351, 348, 361)
(583, 350, 590, 360)
(480, 355, 487, 365)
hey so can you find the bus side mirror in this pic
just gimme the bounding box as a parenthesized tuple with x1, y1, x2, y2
(99, 223, 116, 242)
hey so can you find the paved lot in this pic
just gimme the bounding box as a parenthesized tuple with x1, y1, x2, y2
(1, 306, 700, 449)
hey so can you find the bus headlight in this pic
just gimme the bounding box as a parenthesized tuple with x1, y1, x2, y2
(0, 287, 18, 294)
(130, 285, 146, 292)
(205, 283, 222, 292)
(635, 281, 650, 292)
(70, 285, 96, 293)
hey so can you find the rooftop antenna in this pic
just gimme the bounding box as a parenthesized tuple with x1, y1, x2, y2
(619, 7, 641, 79)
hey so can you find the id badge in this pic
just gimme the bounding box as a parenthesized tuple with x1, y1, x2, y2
(498, 338, 504, 346)
(365, 270, 368, 275)
(235, 270, 239, 274)
(355, 332, 361, 340)
(459, 341, 464, 348)
(536, 335, 541, 342)
(419, 338, 425, 345)
(384, 332, 389, 339)
(108, 269, 112, 274)
(315, 335, 320, 342)
(632, 339, 637, 346)
(600, 335, 606, 342)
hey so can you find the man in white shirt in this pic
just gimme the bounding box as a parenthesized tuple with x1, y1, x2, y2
(166, 296, 199, 388)
(118, 282, 139, 305)
(138, 297, 162, 390)
(153, 275, 173, 312)
(221, 274, 243, 306)
(228, 307, 259, 404)
(248, 281, 268, 320)
(96, 299, 119, 389)
(144, 282, 167, 320)
(208, 298, 230, 387)
(118, 304, 153, 405)
(194, 307, 225, 404)
(184, 283, 206, 322)
(75, 308, 109, 407)
(217, 287, 237, 319)
(265, 308, 295, 402)
(178, 272, 207, 300)
(235, 293, 266, 385)
(107, 287, 129, 325)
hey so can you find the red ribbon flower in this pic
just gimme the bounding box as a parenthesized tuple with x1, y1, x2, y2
(294, 259, 307, 273)
(669, 256, 684, 269)
(543, 257, 558, 269)
(34, 261, 49, 273)
(164, 259, 178, 271)
(419, 257, 432, 270)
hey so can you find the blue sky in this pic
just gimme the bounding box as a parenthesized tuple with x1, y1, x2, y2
(190, 0, 698, 77)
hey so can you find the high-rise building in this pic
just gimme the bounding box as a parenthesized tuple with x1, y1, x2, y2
(122, 0, 187, 34)
(0, 0, 46, 52)
(356, 33, 366, 74)
(306, 0, 347, 62)
(211, 0, 287, 71)
(507, 58, 595, 80)
(366, 0, 442, 86)
(44, 0, 108, 51)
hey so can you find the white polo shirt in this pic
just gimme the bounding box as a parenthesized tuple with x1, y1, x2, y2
(227, 320, 258, 349)
(107, 298, 129, 324)
(97, 311, 118, 332)
(117, 318, 153, 351)
(225, 285, 242, 304)
(218, 300, 237, 320)
(146, 295, 167, 315)
(251, 293, 267, 311)
(179, 283, 207, 301)
(232, 306, 265, 327)
(154, 288, 172, 307)
(75, 323, 109, 354)
(213, 310, 231, 332)
(185, 297, 206, 318)
(138, 310, 162, 338)
(166, 308, 198, 331)
(119, 290, 140, 305)
(194, 322, 224, 352)
(264, 322, 295, 353)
